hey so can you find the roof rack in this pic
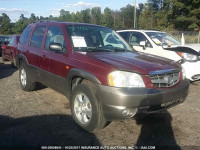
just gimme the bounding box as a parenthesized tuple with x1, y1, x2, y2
(118, 28, 139, 30)
(32, 20, 58, 23)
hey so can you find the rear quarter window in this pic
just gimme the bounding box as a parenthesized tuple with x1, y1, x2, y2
(30, 26, 46, 48)
(19, 25, 32, 44)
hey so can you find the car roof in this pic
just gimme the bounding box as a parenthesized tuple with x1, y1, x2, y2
(117, 29, 166, 34)
(31, 21, 111, 29)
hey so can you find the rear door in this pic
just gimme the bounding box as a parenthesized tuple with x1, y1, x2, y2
(28, 25, 47, 81)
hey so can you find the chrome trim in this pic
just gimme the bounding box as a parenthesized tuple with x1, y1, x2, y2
(150, 71, 180, 88)
(149, 69, 178, 75)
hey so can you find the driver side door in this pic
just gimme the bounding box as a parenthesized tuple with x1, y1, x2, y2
(41, 25, 68, 94)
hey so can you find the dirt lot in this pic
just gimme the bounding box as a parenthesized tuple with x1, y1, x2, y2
(0, 58, 200, 150)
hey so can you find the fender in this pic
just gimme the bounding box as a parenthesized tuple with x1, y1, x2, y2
(66, 68, 101, 84)
(65, 68, 101, 98)
(16, 54, 29, 68)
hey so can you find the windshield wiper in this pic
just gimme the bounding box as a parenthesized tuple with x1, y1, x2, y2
(112, 48, 127, 52)
(86, 47, 113, 52)
(75, 47, 128, 52)
(74, 48, 88, 52)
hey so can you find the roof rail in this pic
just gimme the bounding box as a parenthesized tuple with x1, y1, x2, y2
(142, 29, 161, 31)
(32, 20, 58, 23)
(118, 28, 139, 30)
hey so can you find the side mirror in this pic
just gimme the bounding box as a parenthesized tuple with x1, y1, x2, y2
(49, 43, 63, 52)
(139, 41, 146, 50)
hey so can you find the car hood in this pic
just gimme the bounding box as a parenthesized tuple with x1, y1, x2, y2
(87, 51, 181, 75)
(163, 45, 200, 56)
(185, 44, 200, 53)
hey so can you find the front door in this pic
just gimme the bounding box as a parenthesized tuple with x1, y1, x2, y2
(42, 25, 68, 94)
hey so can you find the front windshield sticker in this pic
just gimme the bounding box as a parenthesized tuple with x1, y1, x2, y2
(72, 36, 87, 47)
(152, 38, 161, 45)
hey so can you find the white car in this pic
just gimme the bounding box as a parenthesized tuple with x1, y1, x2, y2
(117, 29, 200, 81)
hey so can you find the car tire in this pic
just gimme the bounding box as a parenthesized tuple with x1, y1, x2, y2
(19, 62, 36, 91)
(71, 82, 107, 133)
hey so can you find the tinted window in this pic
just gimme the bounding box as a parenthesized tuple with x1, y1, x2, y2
(30, 26, 46, 48)
(118, 32, 130, 42)
(20, 25, 32, 44)
(45, 26, 66, 52)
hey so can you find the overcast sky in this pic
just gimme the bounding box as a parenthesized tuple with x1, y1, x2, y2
(0, 0, 146, 22)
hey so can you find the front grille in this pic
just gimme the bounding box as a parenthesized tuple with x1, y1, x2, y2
(150, 71, 180, 88)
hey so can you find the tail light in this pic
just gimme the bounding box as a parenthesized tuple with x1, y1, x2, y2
(2, 45, 6, 49)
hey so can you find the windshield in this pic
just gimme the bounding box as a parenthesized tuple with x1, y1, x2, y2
(146, 32, 180, 46)
(66, 25, 132, 52)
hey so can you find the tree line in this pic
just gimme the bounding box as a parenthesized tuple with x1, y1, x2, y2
(0, 0, 200, 35)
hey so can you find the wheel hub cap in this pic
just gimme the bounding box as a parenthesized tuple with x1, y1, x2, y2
(20, 69, 27, 86)
(74, 93, 92, 124)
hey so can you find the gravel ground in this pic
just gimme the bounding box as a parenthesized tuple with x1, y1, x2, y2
(0, 58, 200, 150)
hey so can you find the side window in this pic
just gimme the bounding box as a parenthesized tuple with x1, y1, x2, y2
(19, 25, 32, 44)
(30, 26, 46, 48)
(118, 32, 130, 42)
(84, 31, 101, 47)
(129, 32, 152, 48)
(9, 37, 15, 45)
(105, 34, 118, 44)
(102, 33, 124, 48)
(45, 26, 66, 52)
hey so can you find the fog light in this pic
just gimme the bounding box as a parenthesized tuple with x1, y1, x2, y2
(122, 109, 129, 116)
(121, 108, 137, 117)
(192, 74, 200, 80)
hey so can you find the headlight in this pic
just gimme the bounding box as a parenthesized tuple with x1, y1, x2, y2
(108, 71, 145, 88)
(182, 53, 198, 61)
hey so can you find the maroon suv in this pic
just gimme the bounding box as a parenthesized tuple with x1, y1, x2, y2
(2, 35, 20, 67)
(16, 21, 189, 133)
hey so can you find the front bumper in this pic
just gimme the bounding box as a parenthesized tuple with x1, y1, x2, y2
(182, 61, 200, 81)
(97, 79, 189, 120)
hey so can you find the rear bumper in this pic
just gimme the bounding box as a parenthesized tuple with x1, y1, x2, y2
(97, 79, 189, 120)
